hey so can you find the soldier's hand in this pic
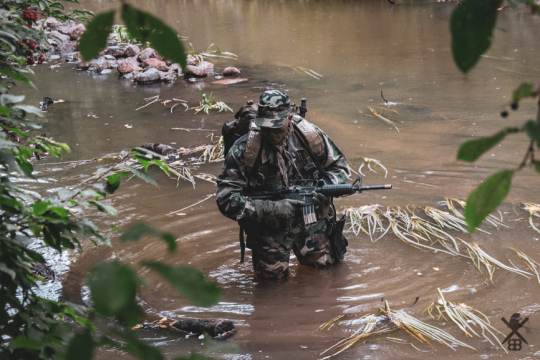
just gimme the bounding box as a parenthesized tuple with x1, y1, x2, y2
(273, 199, 305, 218)
(254, 199, 304, 219)
(312, 191, 331, 214)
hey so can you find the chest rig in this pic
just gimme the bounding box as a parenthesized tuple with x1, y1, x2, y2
(243, 115, 325, 187)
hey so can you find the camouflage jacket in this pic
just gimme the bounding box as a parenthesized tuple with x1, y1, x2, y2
(216, 122, 351, 225)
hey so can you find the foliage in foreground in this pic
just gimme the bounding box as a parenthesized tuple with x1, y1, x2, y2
(450, 0, 540, 233)
(0, 1, 222, 360)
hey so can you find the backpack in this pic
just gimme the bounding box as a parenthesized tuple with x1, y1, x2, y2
(222, 101, 258, 156)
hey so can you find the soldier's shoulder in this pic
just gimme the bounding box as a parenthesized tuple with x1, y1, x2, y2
(228, 134, 248, 158)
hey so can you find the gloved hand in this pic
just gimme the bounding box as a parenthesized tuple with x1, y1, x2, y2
(312, 191, 331, 215)
(254, 199, 305, 219)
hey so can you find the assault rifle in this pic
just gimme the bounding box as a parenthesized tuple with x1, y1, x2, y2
(244, 176, 392, 225)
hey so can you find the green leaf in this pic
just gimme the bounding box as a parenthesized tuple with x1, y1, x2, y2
(77, 11, 116, 61)
(512, 83, 535, 104)
(0, 69, 34, 88)
(9, 335, 42, 350)
(120, 223, 177, 252)
(106, 174, 121, 194)
(118, 164, 158, 187)
(0, 106, 10, 116)
(458, 127, 519, 162)
(111, 224, 121, 233)
(524, 120, 540, 147)
(89, 201, 118, 216)
(450, 0, 503, 73)
(142, 262, 220, 307)
(119, 331, 164, 360)
(0, 263, 17, 279)
(50, 206, 69, 218)
(33, 200, 49, 216)
(66, 332, 94, 360)
(14, 104, 43, 117)
(121, 4, 187, 70)
(535, 160, 540, 173)
(465, 170, 514, 233)
(86, 261, 143, 323)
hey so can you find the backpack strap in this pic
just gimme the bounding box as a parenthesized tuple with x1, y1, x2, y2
(291, 115, 324, 157)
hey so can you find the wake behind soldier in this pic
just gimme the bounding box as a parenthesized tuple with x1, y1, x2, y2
(216, 90, 351, 281)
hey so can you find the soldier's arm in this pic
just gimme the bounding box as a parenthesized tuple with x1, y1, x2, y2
(216, 141, 258, 222)
(315, 127, 351, 184)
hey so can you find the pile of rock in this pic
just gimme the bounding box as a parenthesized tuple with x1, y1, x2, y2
(38, 17, 86, 53)
(37, 16, 243, 85)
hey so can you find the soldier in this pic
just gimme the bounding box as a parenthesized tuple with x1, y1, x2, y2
(216, 90, 351, 280)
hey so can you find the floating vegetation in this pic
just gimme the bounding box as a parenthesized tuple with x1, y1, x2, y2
(460, 240, 531, 284)
(192, 86, 233, 114)
(188, 43, 238, 61)
(344, 204, 388, 241)
(523, 203, 540, 234)
(444, 198, 507, 229)
(198, 135, 225, 163)
(319, 301, 474, 359)
(509, 247, 540, 284)
(381, 301, 475, 351)
(166, 193, 215, 216)
(368, 106, 399, 132)
(425, 289, 506, 352)
(291, 66, 323, 80)
(358, 157, 388, 178)
(424, 206, 471, 233)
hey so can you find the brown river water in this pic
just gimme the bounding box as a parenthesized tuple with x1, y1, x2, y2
(16, 0, 540, 359)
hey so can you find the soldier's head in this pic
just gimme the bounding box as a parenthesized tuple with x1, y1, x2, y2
(255, 90, 293, 145)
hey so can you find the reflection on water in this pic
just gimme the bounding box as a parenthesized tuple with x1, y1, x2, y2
(16, 0, 540, 359)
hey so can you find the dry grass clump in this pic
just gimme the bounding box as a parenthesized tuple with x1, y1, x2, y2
(523, 203, 540, 234)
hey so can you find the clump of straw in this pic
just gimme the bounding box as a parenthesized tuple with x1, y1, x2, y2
(445, 198, 507, 229)
(344, 204, 388, 240)
(509, 247, 540, 284)
(380, 301, 475, 351)
(318, 301, 475, 359)
(523, 203, 540, 234)
(459, 240, 531, 284)
(358, 157, 388, 178)
(425, 289, 507, 353)
(198, 135, 225, 163)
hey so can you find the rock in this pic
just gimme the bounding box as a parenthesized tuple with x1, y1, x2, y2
(44, 17, 61, 31)
(185, 65, 208, 77)
(138, 47, 162, 63)
(103, 54, 116, 60)
(77, 61, 92, 70)
(49, 55, 61, 60)
(124, 45, 140, 57)
(145, 58, 168, 71)
(71, 52, 82, 61)
(105, 46, 126, 58)
(159, 70, 177, 82)
(88, 58, 116, 72)
(169, 63, 182, 73)
(67, 24, 86, 40)
(212, 78, 248, 85)
(117, 57, 141, 74)
(134, 68, 161, 84)
(199, 61, 214, 75)
(122, 72, 135, 80)
(49, 31, 71, 46)
(101, 69, 113, 75)
(223, 67, 241, 76)
(56, 41, 77, 53)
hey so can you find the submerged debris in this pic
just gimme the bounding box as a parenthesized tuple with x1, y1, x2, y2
(133, 317, 234, 338)
(367, 106, 399, 132)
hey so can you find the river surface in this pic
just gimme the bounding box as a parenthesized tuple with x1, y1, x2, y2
(18, 0, 540, 359)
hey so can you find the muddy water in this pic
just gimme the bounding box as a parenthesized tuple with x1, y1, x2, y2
(18, 0, 540, 359)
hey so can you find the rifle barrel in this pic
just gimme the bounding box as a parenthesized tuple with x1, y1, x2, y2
(359, 184, 392, 191)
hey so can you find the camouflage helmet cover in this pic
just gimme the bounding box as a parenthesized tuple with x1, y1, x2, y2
(255, 90, 292, 128)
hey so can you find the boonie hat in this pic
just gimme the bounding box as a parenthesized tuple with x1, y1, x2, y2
(255, 90, 291, 128)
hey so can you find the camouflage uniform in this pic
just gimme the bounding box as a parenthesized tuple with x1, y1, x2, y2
(216, 91, 350, 281)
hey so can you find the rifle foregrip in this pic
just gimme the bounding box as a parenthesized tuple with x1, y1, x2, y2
(319, 185, 356, 197)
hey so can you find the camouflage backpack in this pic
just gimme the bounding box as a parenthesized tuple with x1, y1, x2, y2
(221, 100, 259, 156)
